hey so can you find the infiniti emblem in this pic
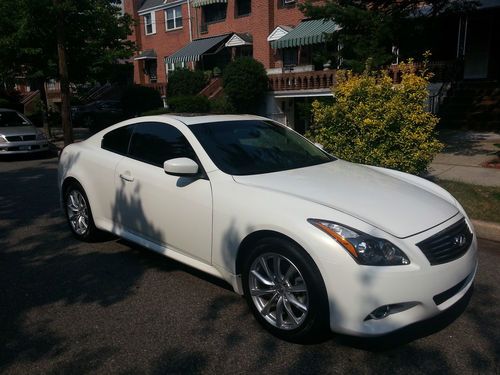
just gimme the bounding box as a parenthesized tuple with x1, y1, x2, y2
(453, 234, 466, 247)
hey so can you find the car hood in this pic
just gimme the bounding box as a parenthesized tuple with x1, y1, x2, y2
(233, 160, 459, 238)
(0, 126, 36, 136)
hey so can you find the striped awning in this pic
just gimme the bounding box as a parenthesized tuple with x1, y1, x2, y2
(270, 19, 339, 49)
(164, 34, 231, 63)
(192, 0, 227, 8)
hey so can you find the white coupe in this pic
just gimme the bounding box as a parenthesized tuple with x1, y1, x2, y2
(58, 115, 477, 341)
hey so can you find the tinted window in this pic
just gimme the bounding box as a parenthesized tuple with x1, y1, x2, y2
(129, 122, 196, 167)
(189, 120, 335, 175)
(101, 125, 134, 155)
(0, 111, 31, 127)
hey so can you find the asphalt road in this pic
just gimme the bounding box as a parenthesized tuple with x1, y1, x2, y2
(0, 155, 499, 375)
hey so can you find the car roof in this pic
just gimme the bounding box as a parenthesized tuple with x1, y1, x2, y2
(157, 114, 270, 126)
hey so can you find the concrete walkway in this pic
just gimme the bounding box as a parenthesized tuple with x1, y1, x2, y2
(428, 131, 500, 187)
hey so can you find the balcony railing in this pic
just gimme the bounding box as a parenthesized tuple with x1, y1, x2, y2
(268, 70, 336, 92)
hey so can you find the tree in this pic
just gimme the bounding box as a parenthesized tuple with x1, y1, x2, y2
(300, 0, 478, 72)
(0, 0, 135, 145)
(222, 58, 268, 114)
(167, 69, 208, 97)
(307, 63, 443, 174)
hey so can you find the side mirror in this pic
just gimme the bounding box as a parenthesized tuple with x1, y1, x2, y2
(164, 157, 199, 177)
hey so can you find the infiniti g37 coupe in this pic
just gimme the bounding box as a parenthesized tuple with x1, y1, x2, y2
(58, 115, 477, 341)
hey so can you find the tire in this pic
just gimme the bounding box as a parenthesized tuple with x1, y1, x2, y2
(63, 182, 99, 242)
(242, 236, 329, 342)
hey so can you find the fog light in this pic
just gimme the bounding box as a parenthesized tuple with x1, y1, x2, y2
(365, 302, 418, 321)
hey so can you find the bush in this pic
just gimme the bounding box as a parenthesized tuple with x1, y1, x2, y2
(87, 111, 128, 134)
(141, 107, 171, 116)
(168, 96, 210, 113)
(121, 85, 163, 116)
(223, 58, 268, 114)
(167, 69, 208, 97)
(209, 96, 235, 114)
(307, 63, 443, 174)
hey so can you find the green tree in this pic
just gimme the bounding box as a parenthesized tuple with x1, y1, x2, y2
(0, 0, 135, 144)
(307, 63, 443, 174)
(222, 58, 268, 114)
(167, 69, 208, 97)
(300, 0, 477, 72)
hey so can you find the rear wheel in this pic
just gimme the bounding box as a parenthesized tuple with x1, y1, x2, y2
(242, 237, 329, 342)
(64, 183, 99, 241)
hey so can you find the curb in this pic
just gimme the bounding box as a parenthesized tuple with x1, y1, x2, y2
(472, 220, 500, 243)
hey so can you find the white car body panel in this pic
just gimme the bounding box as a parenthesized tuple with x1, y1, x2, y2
(58, 114, 478, 336)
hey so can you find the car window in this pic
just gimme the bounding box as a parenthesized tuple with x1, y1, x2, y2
(128, 122, 196, 167)
(0, 111, 31, 127)
(101, 125, 134, 155)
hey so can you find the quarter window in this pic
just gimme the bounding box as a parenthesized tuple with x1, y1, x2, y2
(101, 125, 134, 155)
(166, 6, 183, 30)
(128, 122, 196, 167)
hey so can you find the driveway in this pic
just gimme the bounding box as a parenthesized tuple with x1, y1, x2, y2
(0, 155, 498, 374)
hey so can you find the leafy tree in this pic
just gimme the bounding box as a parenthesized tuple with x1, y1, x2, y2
(167, 69, 208, 97)
(307, 63, 443, 174)
(0, 0, 135, 144)
(300, 0, 478, 72)
(121, 85, 163, 116)
(222, 58, 268, 114)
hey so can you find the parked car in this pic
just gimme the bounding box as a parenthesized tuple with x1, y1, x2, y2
(0, 108, 49, 155)
(58, 115, 477, 341)
(71, 100, 123, 128)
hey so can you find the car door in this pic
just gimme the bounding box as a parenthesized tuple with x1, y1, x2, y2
(114, 121, 213, 264)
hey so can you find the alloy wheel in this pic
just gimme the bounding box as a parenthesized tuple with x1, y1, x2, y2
(66, 189, 89, 235)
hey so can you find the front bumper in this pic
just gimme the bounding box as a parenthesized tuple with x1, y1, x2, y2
(0, 140, 50, 154)
(319, 222, 478, 336)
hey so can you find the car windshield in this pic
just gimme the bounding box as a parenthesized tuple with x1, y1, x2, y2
(0, 112, 30, 127)
(189, 120, 335, 175)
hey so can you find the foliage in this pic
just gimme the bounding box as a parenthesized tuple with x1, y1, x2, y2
(87, 112, 128, 134)
(209, 96, 235, 114)
(300, 0, 478, 71)
(121, 85, 163, 116)
(168, 96, 210, 113)
(222, 58, 268, 114)
(167, 69, 209, 97)
(307, 63, 443, 174)
(141, 107, 171, 116)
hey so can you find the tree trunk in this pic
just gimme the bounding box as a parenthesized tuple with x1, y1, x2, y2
(54, 0, 73, 145)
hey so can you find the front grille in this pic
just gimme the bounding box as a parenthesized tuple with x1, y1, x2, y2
(416, 218, 473, 265)
(6, 135, 36, 141)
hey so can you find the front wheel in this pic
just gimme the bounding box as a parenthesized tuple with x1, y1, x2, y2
(242, 237, 329, 342)
(64, 183, 99, 241)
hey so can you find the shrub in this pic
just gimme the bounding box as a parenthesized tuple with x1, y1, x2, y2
(222, 58, 268, 114)
(307, 63, 443, 174)
(167, 69, 208, 97)
(168, 96, 210, 113)
(87, 111, 128, 134)
(209, 96, 235, 114)
(121, 85, 163, 116)
(141, 107, 171, 116)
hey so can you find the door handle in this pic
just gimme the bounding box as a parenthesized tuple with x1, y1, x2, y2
(119, 173, 134, 182)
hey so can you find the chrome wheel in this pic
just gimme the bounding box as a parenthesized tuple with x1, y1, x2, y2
(249, 253, 309, 330)
(66, 189, 89, 236)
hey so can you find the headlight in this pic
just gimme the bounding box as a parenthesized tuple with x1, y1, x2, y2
(36, 130, 47, 140)
(308, 219, 410, 266)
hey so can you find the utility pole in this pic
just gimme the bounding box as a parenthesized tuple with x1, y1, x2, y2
(53, 0, 73, 145)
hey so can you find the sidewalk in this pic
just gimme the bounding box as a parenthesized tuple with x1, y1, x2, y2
(49, 127, 90, 152)
(427, 131, 500, 187)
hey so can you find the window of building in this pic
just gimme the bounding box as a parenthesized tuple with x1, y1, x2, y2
(144, 12, 156, 35)
(166, 6, 183, 30)
(202, 3, 227, 24)
(166, 61, 186, 75)
(278, 0, 296, 8)
(128, 123, 196, 167)
(236, 0, 251, 16)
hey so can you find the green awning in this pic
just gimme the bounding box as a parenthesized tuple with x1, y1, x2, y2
(192, 0, 227, 8)
(270, 19, 339, 49)
(165, 34, 230, 63)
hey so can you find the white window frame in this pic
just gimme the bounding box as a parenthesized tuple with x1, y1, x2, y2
(144, 11, 156, 35)
(165, 6, 183, 31)
(166, 61, 186, 75)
